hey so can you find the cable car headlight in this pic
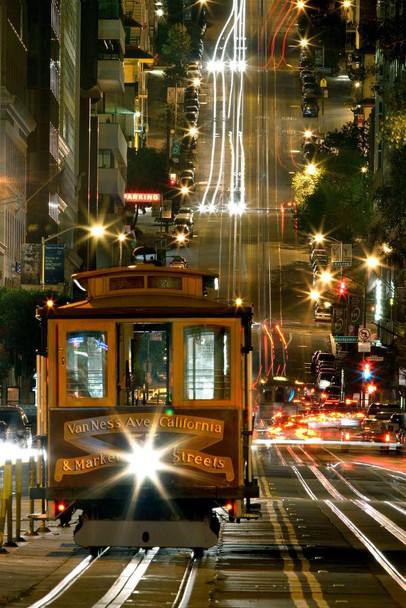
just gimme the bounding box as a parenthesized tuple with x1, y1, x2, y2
(125, 441, 166, 483)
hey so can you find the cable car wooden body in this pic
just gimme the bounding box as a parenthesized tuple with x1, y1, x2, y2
(33, 264, 258, 552)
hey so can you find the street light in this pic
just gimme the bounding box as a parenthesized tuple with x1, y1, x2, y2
(41, 224, 105, 290)
(305, 163, 318, 175)
(117, 233, 126, 267)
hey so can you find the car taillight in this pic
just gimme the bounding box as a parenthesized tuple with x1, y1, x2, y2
(344, 432, 350, 441)
(384, 433, 390, 443)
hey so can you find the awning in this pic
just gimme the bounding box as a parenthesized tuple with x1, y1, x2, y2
(125, 45, 155, 63)
(124, 17, 143, 28)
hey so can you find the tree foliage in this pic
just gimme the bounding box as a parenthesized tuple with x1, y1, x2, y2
(380, 81, 406, 149)
(0, 288, 53, 398)
(293, 124, 374, 242)
(162, 24, 192, 70)
(126, 147, 169, 193)
(358, 13, 406, 63)
(370, 145, 406, 268)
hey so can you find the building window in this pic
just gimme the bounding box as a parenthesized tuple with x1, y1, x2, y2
(50, 122, 59, 161)
(51, 0, 60, 40)
(50, 59, 60, 101)
(98, 149, 114, 168)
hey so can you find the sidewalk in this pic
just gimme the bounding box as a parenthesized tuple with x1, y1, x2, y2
(1, 497, 80, 606)
(317, 65, 354, 136)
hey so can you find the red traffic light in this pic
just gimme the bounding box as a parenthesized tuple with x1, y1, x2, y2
(338, 280, 347, 296)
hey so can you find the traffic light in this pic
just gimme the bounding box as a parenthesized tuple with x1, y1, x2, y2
(366, 383, 376, 395)
(338, 280, 347, 297)
(169, 173, 177, 186)
(362, 362, 371, 380)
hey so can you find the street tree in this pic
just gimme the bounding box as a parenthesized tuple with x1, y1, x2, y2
(370, 145, 406, 268)
(127, 147, 169, 192)
(293, 124, 374, 242)
(162, 23, 192, 80)
(0, 288, 59, 401)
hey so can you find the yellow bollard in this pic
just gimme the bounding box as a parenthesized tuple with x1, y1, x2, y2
(36, 444, 50, 534)
(0, 463, 8, 553)
(3, 460, 17, 547)
(13, 459, 25, 542)
(25, 456, 38, 537)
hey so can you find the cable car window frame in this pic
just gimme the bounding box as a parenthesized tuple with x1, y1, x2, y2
(174, 320, 239, 407)
(58, 320, 116, 407)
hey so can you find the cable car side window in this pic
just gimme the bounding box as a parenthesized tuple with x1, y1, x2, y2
(184, 326, 230, 400)
(66, 331, 108, 399)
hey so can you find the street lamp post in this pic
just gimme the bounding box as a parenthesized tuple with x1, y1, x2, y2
(118, 233, 126, 267)
(41, 224, 105, 290)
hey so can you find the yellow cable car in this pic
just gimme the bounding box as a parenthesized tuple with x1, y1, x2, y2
(33, 264, 258, 554)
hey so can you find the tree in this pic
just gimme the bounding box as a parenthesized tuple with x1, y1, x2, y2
(126, 147, 169, 192)
(293, 124, 374, 241)
(370, 145, 406, 268)
(162, 23, 192, 78)
(0, 288, 58, 401)
(358, 13, 406, 63)
(380, 81, 406, 150)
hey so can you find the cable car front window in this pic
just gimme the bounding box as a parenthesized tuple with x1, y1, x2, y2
(184, 326, 230, 400)
(66, 331, 108, 398)
(118, 323, 171, 405)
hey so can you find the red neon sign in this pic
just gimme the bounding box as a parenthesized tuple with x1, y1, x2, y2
(124, 192, 162, 204)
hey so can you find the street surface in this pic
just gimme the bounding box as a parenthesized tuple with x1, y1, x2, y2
(0, 1, 405, 607)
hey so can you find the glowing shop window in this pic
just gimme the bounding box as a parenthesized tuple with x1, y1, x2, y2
(66, 331, 108, 398)
(184, 326, 230, 400)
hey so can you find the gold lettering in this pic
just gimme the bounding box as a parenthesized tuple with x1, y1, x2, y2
(172, 450, 180, 464)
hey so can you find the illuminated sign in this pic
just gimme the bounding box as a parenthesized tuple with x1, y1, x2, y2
(124, 192, 162, 204)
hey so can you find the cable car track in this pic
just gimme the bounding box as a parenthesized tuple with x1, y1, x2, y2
(253, 445, 406, 597)
(23, 547, 199, 608)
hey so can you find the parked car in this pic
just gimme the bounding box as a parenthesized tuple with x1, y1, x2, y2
(310, 248, 327, 263)
(316, 371, 336, 390)
(185, 97, 200, 109)
(314, 304, 332, 322)
(179, 175, 195, 191)
(174, 210, 194, 230)
(300, 69, 316, 81)
(181, 134, 198, 150)
(301, 75, 317, 88)
(303, 102, 318, 118)
(311, 352, 335, 374)
(170, 255, 188, 268)
(185, 111, 199, 124)
(302, 94, 319, 110)
(299, 56, 313, 69)
(0, 405, 32, 448)
(185, 86, 199, 100)
(302, 85, 318, 96)
(180, 168, 195, 179)
(178, 206, 194, 216)
(172, 223, 191, 246)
